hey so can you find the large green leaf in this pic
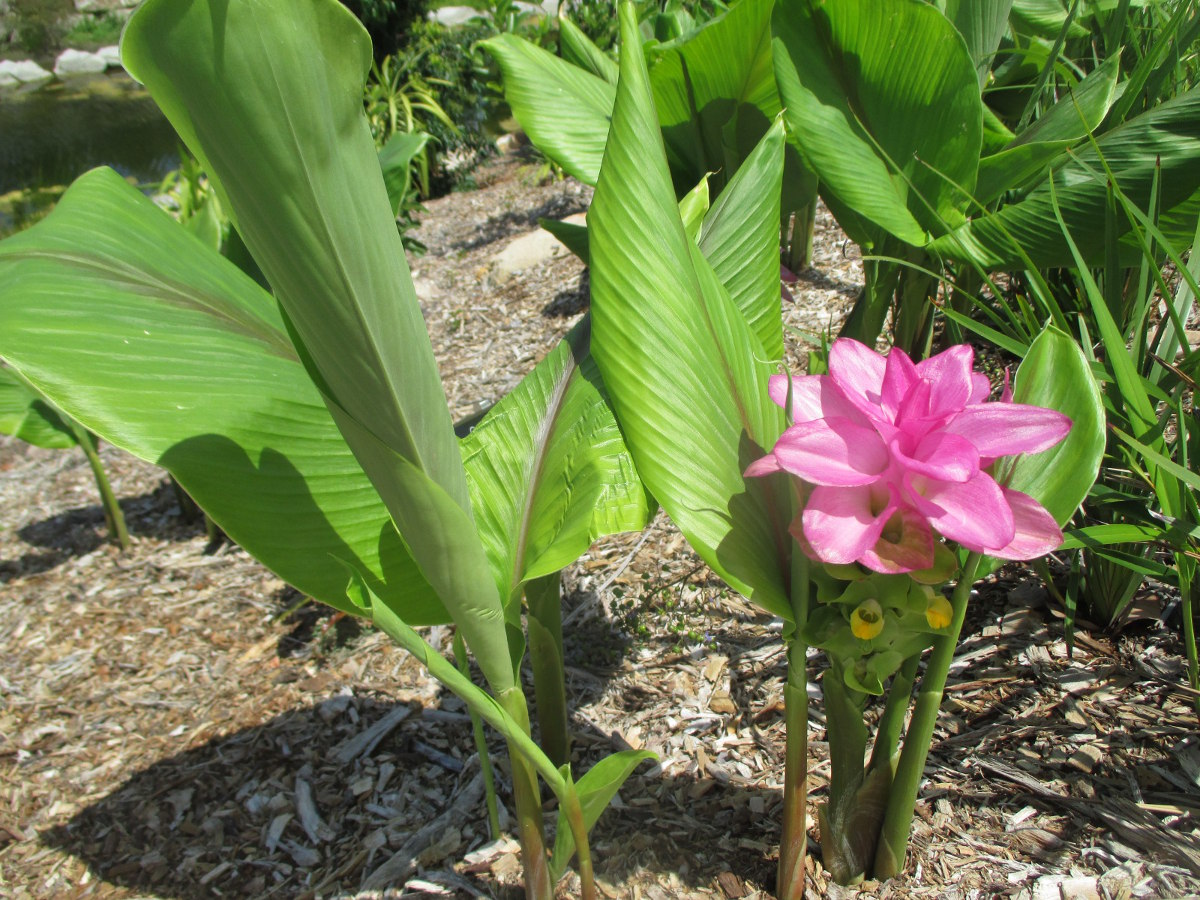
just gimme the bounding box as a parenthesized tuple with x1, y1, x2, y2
(558, 13, 620, 85)
(589, 3, 792, 618)
(0, 169, 444, 623)
(461, 316, 652, 603)
(772, 0, 983, 247)
(932, 85, 1200, 268)
(0, 367, 77, 450)
(697, 117, 786, 361)
(940, 0, 1013, 88)
(647, 0, 779, 198)
(1007, 326, 1105, 528)
(481, 33, 616, 185)
(122, 0, 514, 692)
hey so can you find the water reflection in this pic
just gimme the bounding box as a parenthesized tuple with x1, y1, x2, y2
(0, 71, 179, 195)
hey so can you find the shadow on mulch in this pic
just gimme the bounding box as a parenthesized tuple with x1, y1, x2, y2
(1, 479, 204, 583)
(443, 194, 589, 257)
(541, 270, 589, 318)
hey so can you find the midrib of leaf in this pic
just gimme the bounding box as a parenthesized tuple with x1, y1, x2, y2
(507, 320, 587, 597)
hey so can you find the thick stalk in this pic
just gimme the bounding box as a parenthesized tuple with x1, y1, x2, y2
(777, 548, 811, 900)
(873, 554, 981, 878)
(867, 654, 919, 776)
(454, 633, 501, 839)
(560, 774, 598, 900)
(526, 572, 571, 768)
(497, 687, 554, 900)
(72, 424, 130, 551)
(783, 196, 817, 273)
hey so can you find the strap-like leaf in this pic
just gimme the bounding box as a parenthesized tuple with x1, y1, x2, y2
(590, 3, 792, 618)
(0, 169, 444, 622)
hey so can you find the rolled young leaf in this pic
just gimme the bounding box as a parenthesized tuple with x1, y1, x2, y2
(0, 169, 445, 622)
(589, 1, 793, 618)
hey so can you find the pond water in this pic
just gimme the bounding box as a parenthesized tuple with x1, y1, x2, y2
(0, 71, 179, 199)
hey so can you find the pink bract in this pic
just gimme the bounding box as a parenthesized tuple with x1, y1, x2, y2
(746, 339, 1071, 573)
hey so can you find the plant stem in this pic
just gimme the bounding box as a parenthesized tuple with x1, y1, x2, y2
(777, 547, 811, 900)
(454, 633, 501, 839)
(72, 423, 130, 551)
(561, 773, 598, 900)
(868, 654, 919, 776)
(497, 688, 554, 900)
(873, 553, 981, 878)
(526, 572, 571, 768)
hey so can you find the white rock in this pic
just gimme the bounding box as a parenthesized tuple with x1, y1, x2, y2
(490, 212, 586, 281)
(0, 71, 17, 88)
(98, 45, 122, 69)
(0, 59, 53, 84)
(429, 5, 488, 26)
(54, 49, 108, 77)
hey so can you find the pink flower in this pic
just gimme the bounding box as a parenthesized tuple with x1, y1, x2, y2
(746, 339, 1071, 573)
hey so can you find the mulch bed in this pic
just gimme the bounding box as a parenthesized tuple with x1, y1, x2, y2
(2, 153, 1199, 900)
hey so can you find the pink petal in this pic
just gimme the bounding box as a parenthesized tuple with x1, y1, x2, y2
(744, 453, 784, 477)
(906, 471, 1015, 551)
(772, 417, 890, 486)
(915, 344, 975, 415)
(945, 404, 1071, 458)
(894, 378, 933, 424)
(968, 373, 991, 404)
(828, 338, 886, 420)
(891, 430, 979, 482)
(799, 484, 894, 564)
(985, 488, 1063, 559)
(767, 374, 866, 425)
(880, 349, 918, 420)
(860, 504, 936, 573)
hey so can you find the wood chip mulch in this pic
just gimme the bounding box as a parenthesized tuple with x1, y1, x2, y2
(2, 154, 1199, 900)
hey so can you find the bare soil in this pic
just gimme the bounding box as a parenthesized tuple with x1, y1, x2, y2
(2, 154, 1199, 900)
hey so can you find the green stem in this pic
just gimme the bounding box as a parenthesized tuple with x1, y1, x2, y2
(777, 548, 811, 900)
(873, 553, 982, 879)
(560, 773, 598, 900)
(868, 654, 919, 776)
(526, 572, 571, 768)
(784, 194, 817, 273)
(454, 633, 501, 839)
(72, 423, 130, 551)
(497, 688, 554, 900)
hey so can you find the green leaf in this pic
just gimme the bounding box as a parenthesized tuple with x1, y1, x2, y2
(537, 217, 589, 263)
(123, 0, 515, 691)
(1010, 55, 1120, 147)
(647, 0, 779, 197)
(1006, 326, 1105, 528)
(549, 750, 656, 879)
(931, 85, 1200, 268)
(558, 13, 619, 85)
(698, 116, 786, 361)
(461, 316, 652, 603)
(482, 33, 616, 185)
(772, 0, 983, 246)
(0, 169, 444, 623)
(940, 0, 1013, 88)
(589, 3, 792, 618)
(0, 367, 78, 450)
(1060, 523, 1164, 550)
(379, 130, 432, 217)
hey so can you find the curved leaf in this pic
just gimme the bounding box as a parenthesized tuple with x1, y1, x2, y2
(123, 0, 514, 691)
(481, 33, 616, 185)
(0, 169, 444, 623)
(772, 0, 983, 246)
(558, 13, 619, 85)
(590, 3, 792, 618)
(647, 0, 779, 197)
(461, 316, 652, 603)
(932, 86, 1200, 268)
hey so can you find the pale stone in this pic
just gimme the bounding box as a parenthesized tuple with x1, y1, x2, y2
(54, 49, 108, 77)
(429, 5, 486, 26)
(490, 212, 586, 281)
(0, 59, 53, 84)
(97, 45, 122, 68)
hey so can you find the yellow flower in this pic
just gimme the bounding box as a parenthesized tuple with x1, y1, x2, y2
(925, 595, 953, 630)
(850, 599, 884, 641)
